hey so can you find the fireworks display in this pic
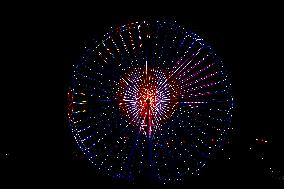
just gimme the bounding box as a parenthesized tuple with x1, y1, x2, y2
(67, 20, 234, 184)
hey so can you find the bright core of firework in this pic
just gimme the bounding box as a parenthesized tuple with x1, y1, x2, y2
(117, 66, 180, 137)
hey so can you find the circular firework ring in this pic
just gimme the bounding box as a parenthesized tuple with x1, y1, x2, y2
(67, 20, 234, 184)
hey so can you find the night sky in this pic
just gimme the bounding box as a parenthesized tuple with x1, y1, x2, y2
(1, 11, 283, 188)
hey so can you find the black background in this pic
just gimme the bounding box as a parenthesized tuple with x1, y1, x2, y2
(1, 6, 283, 188)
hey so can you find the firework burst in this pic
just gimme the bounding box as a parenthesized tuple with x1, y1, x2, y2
(67, 20, 234, 184)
